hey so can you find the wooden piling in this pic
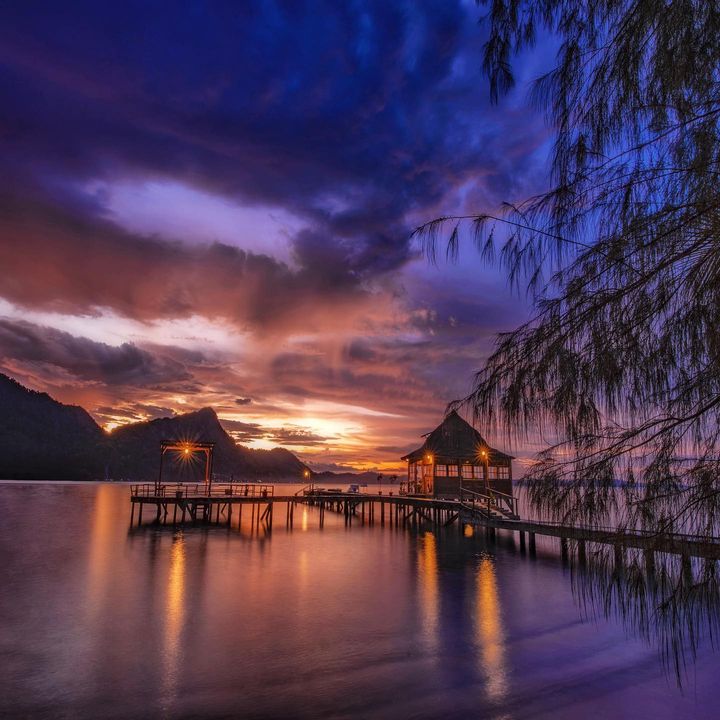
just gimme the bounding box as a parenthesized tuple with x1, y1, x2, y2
(578, 539, 587, 567)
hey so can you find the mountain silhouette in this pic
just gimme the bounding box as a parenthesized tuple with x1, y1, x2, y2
(107, 406, 308, 481)
(0, 373, 309, 481)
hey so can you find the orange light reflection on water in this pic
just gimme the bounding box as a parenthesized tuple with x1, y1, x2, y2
(161, 536, 186, 713)
(476, 557, 509, 705)
(417, 532, 439, 653)
(86, 484, 116, 613)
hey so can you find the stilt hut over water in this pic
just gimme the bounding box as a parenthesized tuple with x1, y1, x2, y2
(401, 410, 514, 499)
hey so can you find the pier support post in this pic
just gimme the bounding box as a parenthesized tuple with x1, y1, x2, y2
(528, 532, 536, 556)
(561, 537, 569, 566)
(578, 540, 587, 568)
(519, 531, 526, 553)
(681, 554, 692, 586)
(614, 544, 624, 570)
(644, 548, 656, 592)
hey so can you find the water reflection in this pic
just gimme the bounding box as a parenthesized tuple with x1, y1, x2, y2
(570, 543, 720, 686)
(475, 557, 509, 705)
(86, 484, 116, 613)
(3, 484, 720, 718)
(161, 534, 186, 714)
(417, 531, 439, 653)
(301, 506, 309, 532)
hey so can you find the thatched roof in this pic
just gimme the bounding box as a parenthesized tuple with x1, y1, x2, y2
(401, 410, 513, 464)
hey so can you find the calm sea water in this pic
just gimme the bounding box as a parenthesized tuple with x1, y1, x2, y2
(1, 482, 719, 719)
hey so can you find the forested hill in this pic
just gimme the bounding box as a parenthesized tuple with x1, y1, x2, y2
(0, 373, 309, 481)
(107, 406, 308, 481)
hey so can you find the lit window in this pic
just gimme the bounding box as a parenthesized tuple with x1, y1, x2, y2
(473, 466, 484, 479)
(435, 464, 447, 477)
(447, 465, 459, 476)
(462, 464, 473, 479)
(487, 466, 498, 480)
(498, 466, 509, 479)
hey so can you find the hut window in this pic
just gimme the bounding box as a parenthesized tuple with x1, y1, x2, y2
(447, 465, 459, 476)
(497, 466, 509, 479)
(487, 466, 498, 480)
(473, 466, 484, 479)
(461, 464, 473, 479)
(435, 464, 447, 477)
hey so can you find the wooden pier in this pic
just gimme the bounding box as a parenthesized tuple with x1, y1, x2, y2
(129, 482, 720, 561)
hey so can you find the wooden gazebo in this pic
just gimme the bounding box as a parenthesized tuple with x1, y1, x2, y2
(401, 410, 513, 499)
(156, 440, 215, 493)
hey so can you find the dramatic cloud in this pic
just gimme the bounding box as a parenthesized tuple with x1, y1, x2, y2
(267, 427, 332, 447)
(220, 419, 266, 443)
(0, 318, 191, 387)
(0, 2, 551, 469)
(0, 195, 380, 335)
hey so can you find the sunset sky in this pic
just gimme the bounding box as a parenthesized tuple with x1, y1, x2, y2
(0, 2, 553, 472)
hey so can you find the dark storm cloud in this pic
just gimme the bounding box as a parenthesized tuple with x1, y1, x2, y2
(375, 444, 418, 454)
(0, 0, 549, 315)
(346, 339, 377, 362)
(0, 318, 191, 386)
(218, 417, 330, 446)
(267, 427, 331, 446)
(0, 193, 370, 331)
(0, 2, 548, 465)
(269, 332, 482, 417)
(91, 404, 180, 432)
(220, 418, 266, 443)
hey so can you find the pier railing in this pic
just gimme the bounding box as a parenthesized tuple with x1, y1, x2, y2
(295, 483, 316, 496)
(460, 485, 518, 519)
(131, 483, 275, 499)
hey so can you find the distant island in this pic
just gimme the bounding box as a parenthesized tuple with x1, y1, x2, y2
(0, 373, 315, 481)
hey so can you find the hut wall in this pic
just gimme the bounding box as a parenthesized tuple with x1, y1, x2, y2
(459, 479, 486, 496)
(490, 478, 513, 496)
(433, 476, 513, 498)
(434, 476, 461, 499)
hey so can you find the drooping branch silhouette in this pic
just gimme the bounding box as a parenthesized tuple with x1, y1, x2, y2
(416, 2, 720, 679)
(417, 0, 720, 535)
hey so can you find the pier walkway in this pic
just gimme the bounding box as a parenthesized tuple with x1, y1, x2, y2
(129, 483, 720, 561)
